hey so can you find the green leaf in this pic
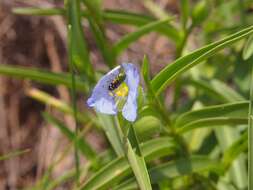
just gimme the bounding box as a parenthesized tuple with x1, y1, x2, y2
(12, 7, 180, 41)
(151, 25, 253, 95)
(79, 137, 177, 190)
(215, 127, 247, 189)
(222, 132, 247, 170)
(81, 0, 103, 28)
(175, 101, 249, 128)
(243, 35, 253, 60)
(97, 114, 125, 156)
(88, 18, 115, 67)
(0, 149, 30, 161)
(180, 0, 190, 29)
(114, 155, 221, 190)
(0, 64, 87, 92)
(248, 57, 253, 189)
(26, 88, 98, 126)
(124, 124, 152, 190)
(192, 0, 209, 26)
(177, 117, 247, 134)
(186, 78, 245, 103)
(12, 7, 65, 15)
(143, 0, 171, 19)
(67, 0, 94, 79)
(103, 10, 180, 41)
(113, 18, 172, 56)
(141, 55, 151, 85)
(134, 116, 161, 142)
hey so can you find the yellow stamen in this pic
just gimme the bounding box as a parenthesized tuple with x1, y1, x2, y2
(114, 82, 129, 97)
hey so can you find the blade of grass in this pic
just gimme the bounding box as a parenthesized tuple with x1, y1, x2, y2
(113, 18, 172, 56)
(67, 20, 80, 185)
(143, 0, 171, 19)
(114, 155, 221, 190)
(0, 149, 30, 161)
(26, 88, 99, 126)
(0, 65, 88, 92)
(97, 114, 125, 156)
(124, 124, 152, 190)
(175, 101, 248, 128)
(12, 7, 180, 41)
(88, 18, 115, 68)
(186, 78, 245, 103)
(177, 117, 247, 134)
(67, 0, 94, 80)
(180, 0, 190, 30)
(222, 132, 248, 171)
(151, 25, 253, 95)
(13, 7, 65, 15)
(215, 126, 247, 189)
(243, 35, 253, 60)
(249, 56, 253, 189)
(79, 137, 177, 190)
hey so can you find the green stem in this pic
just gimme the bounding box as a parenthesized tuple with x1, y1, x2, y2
(249, 57, 253, 189)
(67, 1, 80, 184)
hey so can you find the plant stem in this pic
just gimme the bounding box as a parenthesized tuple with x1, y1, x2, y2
(248, 57, 253, 189)
(67, 20, 80, 187)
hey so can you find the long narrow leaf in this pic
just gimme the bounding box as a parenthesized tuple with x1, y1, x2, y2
(0, 149, 30, 161)
(124, 124, 152, 190)
(12, 7, 180, 41)
(175, 101, 249, 127)
(67, 0, 94, 79)
(113, 18, 171, 56)
(114, 155, 221, 190)
(79, 137, 177, 190)
(0, 65, 87, 92)
(151, 25, 253, 94)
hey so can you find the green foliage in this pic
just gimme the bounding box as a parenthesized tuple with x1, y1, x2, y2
(5, 0, 253, 189)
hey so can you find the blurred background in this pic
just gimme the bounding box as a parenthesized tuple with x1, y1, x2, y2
(0, 0, 253, 190)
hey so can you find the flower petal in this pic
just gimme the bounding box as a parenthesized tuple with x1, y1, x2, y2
(122, 63, 139, 121)
(122, 94, 138, 121)
(87, 66, 121, 114)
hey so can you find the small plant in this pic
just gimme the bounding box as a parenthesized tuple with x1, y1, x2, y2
(0, 0, 253, 189)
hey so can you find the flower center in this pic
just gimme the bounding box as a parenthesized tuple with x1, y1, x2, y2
(114, 82, 129, 97)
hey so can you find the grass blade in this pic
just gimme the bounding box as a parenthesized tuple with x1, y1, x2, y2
(26, 88, 98, 126)
(175, 101, 248, 127)
(124, 124, 152, 190)
(13, 7, 64, 16)
(97, 114, 125, 156)
(248, 56, 253, 190)
(243, 35, 253, 60)
(186, 78, 245, 103)
(222, 132, 247, 170)
(177, 117, 247, 134)
(113, 18, 171, 56)
(88, 18, 115, 68)
(151, 25, 253, 95)
(0, 149, 30, 161)
(12, 7, 180, 41)
(79, 137, 177, 190)
(0, 65, 88, 92)
(67, 0, 94, 80)
(114, 155, 220, 190)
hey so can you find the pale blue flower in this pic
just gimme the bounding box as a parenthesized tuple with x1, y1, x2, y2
(87, 63, 139, 122)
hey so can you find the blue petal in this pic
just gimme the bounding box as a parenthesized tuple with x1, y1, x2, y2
(87, 66, 121, 115)
(122, 63, 139, 122)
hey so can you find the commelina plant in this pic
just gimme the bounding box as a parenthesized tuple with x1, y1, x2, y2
(87, 63, 140, 122)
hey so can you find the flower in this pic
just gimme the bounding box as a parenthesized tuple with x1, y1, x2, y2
(87, 63, 139, 122)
